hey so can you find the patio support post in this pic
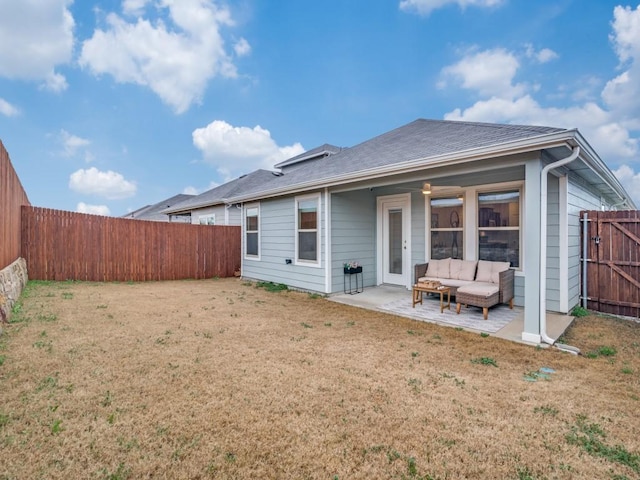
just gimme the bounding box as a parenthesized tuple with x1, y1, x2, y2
(522, 159, 542, 343)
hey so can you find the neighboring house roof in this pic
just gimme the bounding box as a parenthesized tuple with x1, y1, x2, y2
(123, 194, 194, 222)
(224, 118, 633, 207)
(274, 143, 343, 169)
(163, 169, 279, 215)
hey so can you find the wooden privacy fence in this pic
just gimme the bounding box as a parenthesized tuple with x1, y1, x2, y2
(22, 206, 241, 282)
(0, 140, 30, 270)
(581, 210, 640, 318)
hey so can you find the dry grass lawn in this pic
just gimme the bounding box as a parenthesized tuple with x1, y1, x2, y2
(0, 278, 639, 479)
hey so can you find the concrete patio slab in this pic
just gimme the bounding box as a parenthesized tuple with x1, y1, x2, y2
(328, 285, 575, 347)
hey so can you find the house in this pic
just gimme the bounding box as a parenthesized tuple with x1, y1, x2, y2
(122, 193, 194, 222)
(163, 169, 278, 225)
(180, 119, 636, 344)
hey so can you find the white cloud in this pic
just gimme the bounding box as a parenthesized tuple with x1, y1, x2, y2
(60, 130, 91, 158)
(0, 0, 73, 91)
(192, 120, 304, 179)
(234, 37, 251, 57)
(613, 165, 640, 208)
(76, 202, 111, 216)
(399, 0, 503, 16)
(525, 44, 558, 64)
(440, 48, 525, 99)
(79, 0, 242, 114)
(610, 5, 640, 64)
(183, 186, 199, 195)
(69, 167, 137, 199)
(123, 0, 151, 16)
(440, 7, 640, 208)
(0, 98, 19, 117)
(183, 180, 219, 195)
(602, 5, 640, 118)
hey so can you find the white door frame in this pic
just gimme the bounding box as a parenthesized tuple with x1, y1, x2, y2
(376, 193, 411, 289)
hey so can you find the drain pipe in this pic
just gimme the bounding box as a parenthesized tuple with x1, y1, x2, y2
(539, 146, 580, 345)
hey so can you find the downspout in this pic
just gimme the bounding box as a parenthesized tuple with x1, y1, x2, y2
(582, 212, 588, 309)
(539, 146, 580, 345)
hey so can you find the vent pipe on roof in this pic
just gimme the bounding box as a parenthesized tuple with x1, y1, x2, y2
(539, 146, 580, 345)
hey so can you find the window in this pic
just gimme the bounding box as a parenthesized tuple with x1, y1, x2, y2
(245, 205, 259, 258)
(430, 197, 463, 259)
(198, 214, 216, 225)
(478, 190, 520, 267)
(296, 195, 320, 264)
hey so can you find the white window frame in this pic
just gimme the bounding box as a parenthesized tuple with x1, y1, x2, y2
(428, 195, 464, 260)
(244, 203, 260, 260)
(477, 188, 522, 269)
(294, 193, 321, 267)
(198, 214, 216, 225)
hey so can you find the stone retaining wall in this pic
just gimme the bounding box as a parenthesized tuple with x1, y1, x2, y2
(0, 258, 28, 323)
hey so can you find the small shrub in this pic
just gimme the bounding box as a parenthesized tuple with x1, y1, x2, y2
(255, 281, 288, 292)
(571, 305, 589, 317)
(598, 345, 617, 357)
(480, 332, 489, 338)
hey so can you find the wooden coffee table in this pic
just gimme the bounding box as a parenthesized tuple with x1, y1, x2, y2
(412, 284, 451, 313)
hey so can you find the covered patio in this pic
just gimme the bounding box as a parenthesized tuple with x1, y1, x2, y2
(329, 285, 574, 346)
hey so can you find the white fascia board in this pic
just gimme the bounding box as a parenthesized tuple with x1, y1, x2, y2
(572, 133, 637, 208)
(163, 200, 229, 215)
(228, 130, 579, 203)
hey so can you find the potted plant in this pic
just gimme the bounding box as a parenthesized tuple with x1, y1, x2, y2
(343, 261, 362, 274)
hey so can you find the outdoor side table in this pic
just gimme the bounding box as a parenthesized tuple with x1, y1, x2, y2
(412, 284, 451, 313)
(343, 267, 363, 294)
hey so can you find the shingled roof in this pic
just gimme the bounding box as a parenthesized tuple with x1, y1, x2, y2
(163, 169, 280, 215)
(225, 118, 567, 201)
(123, 193, 194, 222)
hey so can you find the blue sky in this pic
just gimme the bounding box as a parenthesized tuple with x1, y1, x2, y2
(1, 0, 639, 216)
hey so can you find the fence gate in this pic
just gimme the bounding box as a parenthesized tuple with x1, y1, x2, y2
(581, 210, 640, 318)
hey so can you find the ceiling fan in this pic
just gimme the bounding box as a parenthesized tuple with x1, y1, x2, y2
(396, 182, 462, 195)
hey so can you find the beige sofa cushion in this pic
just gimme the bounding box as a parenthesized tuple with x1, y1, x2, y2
(426, 258, 451, 279)
(450, 259, 477, 281)
(476, 260, 510, 284)
(457, 282, 499, 297)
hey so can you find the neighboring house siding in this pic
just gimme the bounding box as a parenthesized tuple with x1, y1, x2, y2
(567, 176, 602, 310)
(191, 205, 227, 225)
(243, 195, 326, 292)
(190, 205, 241, 225)
(331, 190, 377, 293)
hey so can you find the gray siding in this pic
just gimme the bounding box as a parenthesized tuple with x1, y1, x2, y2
(227, 205, 242, 226)
(243, 194, 327, 292)
(411, 192, 426, 274)
(190, 204, 242, 226)
(190, 205, 227, 225)
(567, 176, 602, 310)
(546, 175, 561, 311)
(331, 190, 377, 293)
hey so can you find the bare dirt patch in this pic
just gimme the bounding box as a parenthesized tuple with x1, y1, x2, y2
(1, 278, 639, 479)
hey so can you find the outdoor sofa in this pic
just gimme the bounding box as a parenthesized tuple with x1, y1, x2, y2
(413, 258, 514, 320)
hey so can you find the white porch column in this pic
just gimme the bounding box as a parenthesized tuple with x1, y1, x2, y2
(522, 159, 542, 343)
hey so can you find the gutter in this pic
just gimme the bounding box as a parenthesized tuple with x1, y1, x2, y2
(539, 146, 580, 345)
